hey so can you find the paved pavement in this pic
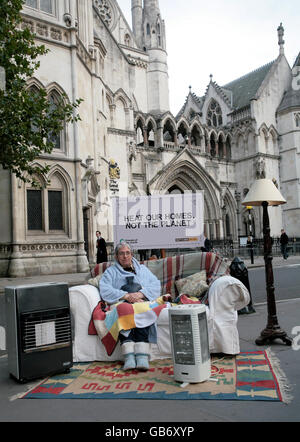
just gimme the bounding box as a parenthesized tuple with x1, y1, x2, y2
(0, 254, 299, 422)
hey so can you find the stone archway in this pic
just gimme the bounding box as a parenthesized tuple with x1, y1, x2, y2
(151, 157, 222, 240)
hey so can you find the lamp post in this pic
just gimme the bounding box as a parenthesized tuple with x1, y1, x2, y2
(242, 179, 292, 346)
(246, 205, 254, 264)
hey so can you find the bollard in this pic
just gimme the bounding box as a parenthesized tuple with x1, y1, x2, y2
(229, 257, 255, 314)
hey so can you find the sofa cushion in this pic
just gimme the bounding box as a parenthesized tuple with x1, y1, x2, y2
(175, 270, 208, 298)
(88, 275, 100, 288)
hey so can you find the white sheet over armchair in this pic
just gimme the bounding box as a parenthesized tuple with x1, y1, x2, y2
(69, 274, 250, 362)
(207, 275, 250, 354)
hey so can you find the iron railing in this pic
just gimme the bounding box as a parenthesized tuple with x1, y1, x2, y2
(102, 239, 300, 264)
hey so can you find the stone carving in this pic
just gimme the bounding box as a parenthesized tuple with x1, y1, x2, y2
(128, 139, 137, 162)
(234, 191, 241, 202)
(63, 13, 72, 27)
(277, 23, 285, 47)
(20, 19, 70, 44)
(36, 23, 48, 37)
(255, 157, 266, 179)
(109, 159, 120, 180)
(50, 27, 62, 41)
(109, 159, 120, 195)
(94, 0, 113, 27)
(0, 245, 12, 254)
(82, 156, 97, 182)
(21, 19, 34, 32)
(17, 243, 77, 253)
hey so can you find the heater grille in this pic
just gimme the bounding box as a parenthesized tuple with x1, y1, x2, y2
(198, 311, 210, 363)
(171, 314, 195, 365)
(20, 308, 72, 353)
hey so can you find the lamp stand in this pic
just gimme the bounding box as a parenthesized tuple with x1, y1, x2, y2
(255, 201, 292, 346)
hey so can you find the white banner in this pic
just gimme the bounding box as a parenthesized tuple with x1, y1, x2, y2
(112, 192, 205, 250)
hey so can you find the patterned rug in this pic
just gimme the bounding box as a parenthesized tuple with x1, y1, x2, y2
(21, 349, 291, 402)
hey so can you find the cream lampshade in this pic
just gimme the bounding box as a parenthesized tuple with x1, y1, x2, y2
(240, 178, 292, 347)
(242, 179, 286, 207)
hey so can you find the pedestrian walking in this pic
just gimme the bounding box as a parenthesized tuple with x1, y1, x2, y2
(96, 231, 108, 263)
(280, 229, 289, 260)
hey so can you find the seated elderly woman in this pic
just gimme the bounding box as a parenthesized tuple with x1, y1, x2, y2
(99, 242, 161, 371)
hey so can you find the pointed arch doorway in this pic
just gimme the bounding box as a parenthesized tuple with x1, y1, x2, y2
(158, 161, 221, 241)
(168, 185, 183, 194)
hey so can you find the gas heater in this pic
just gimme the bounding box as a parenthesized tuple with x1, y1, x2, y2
(5, 282, 73, 382)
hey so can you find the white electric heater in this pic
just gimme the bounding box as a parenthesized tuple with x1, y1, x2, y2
(169, 304, 211, 383)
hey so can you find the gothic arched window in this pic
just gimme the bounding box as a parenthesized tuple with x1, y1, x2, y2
(147, 121, 155, 147)
(157, 22, 161, 46)
(136, 119, 144, 146)
(207, 99, 223, 127)
(48, 91, 63, 150)
(26, 172, 69, 234)
(163, 119, 176, 143)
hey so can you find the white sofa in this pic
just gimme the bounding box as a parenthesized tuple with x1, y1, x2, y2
(69, 253, 250, 362)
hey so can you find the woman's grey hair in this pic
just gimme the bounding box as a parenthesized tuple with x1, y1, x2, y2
(114, 242, 133, 256)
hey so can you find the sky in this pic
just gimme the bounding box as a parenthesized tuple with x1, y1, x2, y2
(117, 0, 300, 115)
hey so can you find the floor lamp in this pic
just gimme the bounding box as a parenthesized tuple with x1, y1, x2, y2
(242, 179, 292, 346)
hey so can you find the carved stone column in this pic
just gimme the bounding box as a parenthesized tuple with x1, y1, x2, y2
(8, 174, 25, 277)
(223, 142, 227, 159)
(207, 140, 211, 155)
(235, 190, 241, 239)
(156, 120, 164, 148)
(143, 127, 148, 146)
(215, 141, 219, 158)
(187, 132, 192, 147)
(174, 130, 178, 147)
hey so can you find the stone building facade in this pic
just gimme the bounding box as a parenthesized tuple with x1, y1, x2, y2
(0, 1, 299, 276)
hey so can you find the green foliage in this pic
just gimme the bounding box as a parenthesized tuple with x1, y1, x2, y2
(0, 0, 82, 187)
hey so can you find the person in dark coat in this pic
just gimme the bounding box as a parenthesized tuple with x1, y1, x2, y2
(96, 231, 108, 263)
(280, 229, 289, 260)
(201, 237, 211, 252)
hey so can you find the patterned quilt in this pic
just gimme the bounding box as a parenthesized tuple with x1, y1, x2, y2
(88, 295, 201, 356)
